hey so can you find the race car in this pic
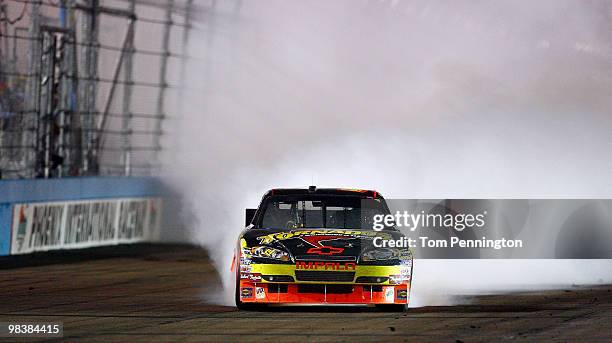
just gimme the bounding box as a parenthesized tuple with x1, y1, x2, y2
(232, 186, 413, 310)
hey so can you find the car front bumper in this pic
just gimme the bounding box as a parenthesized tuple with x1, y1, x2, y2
(239, 263, 411, 305)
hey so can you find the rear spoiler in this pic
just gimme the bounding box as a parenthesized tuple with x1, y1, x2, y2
(245, 208, 257, 227)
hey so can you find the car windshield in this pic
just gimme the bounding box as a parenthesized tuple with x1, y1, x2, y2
(257, 195, 390, 230)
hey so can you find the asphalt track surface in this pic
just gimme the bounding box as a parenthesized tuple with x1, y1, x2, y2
(1, 244, 610, 342)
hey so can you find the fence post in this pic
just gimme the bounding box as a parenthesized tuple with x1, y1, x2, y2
(121, 0, 136, 176)
(80, 0, 99, 174)
(153, 0, 174, 172)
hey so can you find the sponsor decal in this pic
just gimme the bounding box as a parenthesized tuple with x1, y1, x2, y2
(256, 230, 390, 245)
(295, 261, 356, 271)
(389, 275, 409, 285)
(400, 266, 412, 278)
(399, 259, 413, 266)
(256, 287, 266, 299)
(385, 287, 394, 302)
(240, 273, 262, 281)
(241, 287, 253, 298)
(399, 250, 413, 260)
(396, 289, 408, 300)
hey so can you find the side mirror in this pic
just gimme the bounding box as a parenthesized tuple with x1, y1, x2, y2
(245, 208, 257, 227)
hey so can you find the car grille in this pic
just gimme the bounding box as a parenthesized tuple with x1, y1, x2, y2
(295, 271, 355, 282)
(268, 284, 288, 293)
(363, 285, 383, 292)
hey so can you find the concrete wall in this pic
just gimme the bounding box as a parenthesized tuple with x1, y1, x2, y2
(0, 177, 164, 255)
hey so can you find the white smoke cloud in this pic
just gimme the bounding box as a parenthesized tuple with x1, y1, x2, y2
(410, 259, 612, 307)
(162, 0, 612, 306)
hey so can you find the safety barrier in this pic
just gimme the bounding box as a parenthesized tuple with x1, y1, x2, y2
(0, 177, 163, 255)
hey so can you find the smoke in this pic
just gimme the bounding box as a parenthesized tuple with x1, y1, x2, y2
(162, 0, 612, 306)
(410, 259, 612, 307)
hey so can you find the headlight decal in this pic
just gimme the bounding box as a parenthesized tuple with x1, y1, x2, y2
(361, 248, 400, 261)
(248, 246, 290, 261)
(361, 247, 413, 262)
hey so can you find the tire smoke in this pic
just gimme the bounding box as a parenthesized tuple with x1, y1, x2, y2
(162, 0, 612, 306)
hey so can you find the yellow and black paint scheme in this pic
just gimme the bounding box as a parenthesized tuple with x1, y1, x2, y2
(233, 228, 413, 308)
(232, 188, 413, 310)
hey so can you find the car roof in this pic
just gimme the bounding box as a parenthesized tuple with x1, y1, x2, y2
(264, 187, 381, 199)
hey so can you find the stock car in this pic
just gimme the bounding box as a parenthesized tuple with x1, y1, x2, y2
(231, 187, 413, 311)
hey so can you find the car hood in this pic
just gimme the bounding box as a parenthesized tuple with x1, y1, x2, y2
(241, 228, 405, 260)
